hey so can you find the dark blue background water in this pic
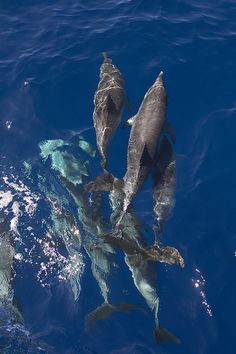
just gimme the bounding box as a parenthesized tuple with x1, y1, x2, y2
(0, 1, 235, 353)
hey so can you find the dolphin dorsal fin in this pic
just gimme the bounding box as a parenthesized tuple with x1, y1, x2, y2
(140, 144, 153, 167)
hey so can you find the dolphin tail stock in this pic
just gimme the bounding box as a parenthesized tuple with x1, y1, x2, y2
(153, 224, 163, 245)
(155, 325, 181, 345)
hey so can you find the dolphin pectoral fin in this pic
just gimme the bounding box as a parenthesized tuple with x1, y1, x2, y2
(121, 115, 137, 129)
(155, 326, 181, 344)
(165, 121, 176, 144)
(85, 173, 123, 193)
(106, 93, 117, 114)
(140, 144, 153, 167)
(85, 173, 115, 192)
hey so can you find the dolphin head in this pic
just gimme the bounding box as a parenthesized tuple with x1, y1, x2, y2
(154, 71, 164, 87)
(101, 52, 112, 64)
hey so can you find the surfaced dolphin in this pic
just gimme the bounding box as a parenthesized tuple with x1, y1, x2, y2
(93, 52, 126, 169)
(122, 71, 175, 214)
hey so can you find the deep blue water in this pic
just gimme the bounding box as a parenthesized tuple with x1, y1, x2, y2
(0, 1, 235, 353)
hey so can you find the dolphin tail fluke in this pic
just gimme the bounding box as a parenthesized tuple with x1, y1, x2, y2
(85, 302, 114, 331)
(85, 302, 147, 331)
(155, 325, 181, 345)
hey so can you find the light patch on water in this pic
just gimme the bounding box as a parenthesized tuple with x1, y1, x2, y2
(23, 195, 38, 216)
(2, 175, 40, 218)
(192, 267, 213, 317)
(78, 136, 96, 157)
(5, 120, 12, 130)
(10, 202, 21, 234)
(0, 191, 13, 210)
(50, 150, 88, 185)
(39, 139, 68, 160)
(35, 232, 84, 288)
(39, 138, 91, 185)
(14, 253, 23, 261)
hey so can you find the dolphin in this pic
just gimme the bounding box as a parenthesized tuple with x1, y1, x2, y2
(122, 71, 175, 214)
(93, 52, 126, 169)
(61, 177, 147, 328)
(108, 190, 182, 343)
(58, 176, 145, 328)
(152, 136, 176, 242)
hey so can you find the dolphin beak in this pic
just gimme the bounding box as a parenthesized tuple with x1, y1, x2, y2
(155, 71, 164, 86)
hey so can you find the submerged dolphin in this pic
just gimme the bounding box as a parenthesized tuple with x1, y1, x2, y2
(152, 136, 176, 242)
(59, 176, 145, 328)
(0, 219, 22, 323)
(108, 190, 182, 343)
(93, 52, 126, 169)
(122, 71, 175, 214)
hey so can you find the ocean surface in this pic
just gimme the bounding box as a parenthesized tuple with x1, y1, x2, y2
(0, 1, 235, 353)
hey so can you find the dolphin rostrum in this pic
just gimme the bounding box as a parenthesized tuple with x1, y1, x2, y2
(93, 52, 126, 169)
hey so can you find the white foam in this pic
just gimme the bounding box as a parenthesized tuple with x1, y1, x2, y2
(10, 202, 21, 234)
(0, 191, 13, 210)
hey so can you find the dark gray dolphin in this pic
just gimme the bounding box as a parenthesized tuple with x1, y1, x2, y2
(122, 71, 175, 214)
(93, 52, 126, 169)
(152, 136, 176, 242)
